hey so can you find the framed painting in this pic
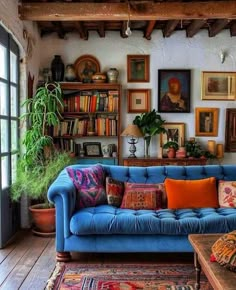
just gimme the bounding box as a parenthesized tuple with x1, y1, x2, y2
(83, 142, 102, 157)
(74, 54, 100, 83)
(201, 71, 236, 100)
(195, 107, 219, 137)
(127, 55, 150, 82)
(160, 123, 185, 147)
(158, 69, 191, 113)
(127, 89, 150, 113)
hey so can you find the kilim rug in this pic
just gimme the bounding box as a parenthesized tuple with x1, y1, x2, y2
(46, 263, 213, 290)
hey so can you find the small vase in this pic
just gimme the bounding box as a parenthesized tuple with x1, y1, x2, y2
(65, 64, 76, 81)
(51, 55, 65, 81)
(107, 68, 119, 83)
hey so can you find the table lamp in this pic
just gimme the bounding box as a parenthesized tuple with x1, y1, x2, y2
(121, 124, 143, 158)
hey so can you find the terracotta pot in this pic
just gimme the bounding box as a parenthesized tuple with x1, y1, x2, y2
(167, 147, 176, 158)
(29, 204, 55, 235)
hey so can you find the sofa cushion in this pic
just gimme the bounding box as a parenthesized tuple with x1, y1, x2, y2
(106, 177, 124, 207)
(211, 230, 236, 272)
(66, 164, 107, 208)
(70, 205, 236, 235)
(218, 180, 236, 208)
(164, 177, 218, 209)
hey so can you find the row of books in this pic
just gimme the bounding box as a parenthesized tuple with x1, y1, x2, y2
(53, 116, 118, 137)
(63, 90, 119, 113)
(54, 139, 81, 155)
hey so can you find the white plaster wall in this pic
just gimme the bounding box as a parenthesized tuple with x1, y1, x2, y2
(39, 29, 236, 164)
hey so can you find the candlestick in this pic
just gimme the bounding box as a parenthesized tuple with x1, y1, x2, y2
(216, 144, 224, 159)
(207, 140, 216, 155)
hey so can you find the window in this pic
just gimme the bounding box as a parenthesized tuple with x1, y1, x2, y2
(0, 24, 20, 246)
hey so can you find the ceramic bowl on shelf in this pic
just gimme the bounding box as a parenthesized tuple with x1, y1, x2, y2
(92, 72, 107, 83)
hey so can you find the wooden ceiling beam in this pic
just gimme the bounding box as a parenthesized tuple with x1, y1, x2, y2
(120, 21, 129, 38)
(163, 20, 179, 37)
(74, 21, 88, 40)
(186, 19, 206, 37)
(19, 1, 236, 21)
(230, 21, 236, 36)
(144, 20, 156, 40)
(51, 21, 66, 39)
(97, 22, 105, 38)
(209, 19, 231, 37)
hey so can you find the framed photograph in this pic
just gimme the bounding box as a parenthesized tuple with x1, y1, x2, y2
(158, 69, 191, 113)
(195, 107, 219, 137)
(83, 142, 102, 157)
(74, 54, 100, 83)
(127, 55, 150, 82)
(201, 71, 236, 100)
(160, 123, 185, 147)
(127, 89, 151, 113)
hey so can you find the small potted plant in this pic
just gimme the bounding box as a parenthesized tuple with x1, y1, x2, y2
(163, 141, 179, 158)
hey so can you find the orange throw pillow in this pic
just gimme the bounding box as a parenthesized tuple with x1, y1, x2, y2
(164, 177, 218, 209)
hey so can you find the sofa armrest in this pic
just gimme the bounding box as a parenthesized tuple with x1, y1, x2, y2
(47, 168, 76, 241)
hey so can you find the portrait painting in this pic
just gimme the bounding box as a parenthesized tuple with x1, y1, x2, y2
(195, 107, 219, 137)
(201, 71, 236, 100)
(74, 55, 100, 83)
(127, 55, 150, 82)
(158, 69, 191, 113)
(160, 123, 185, 147)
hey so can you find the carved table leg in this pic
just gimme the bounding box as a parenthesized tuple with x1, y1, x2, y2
(56, 251, 72, 262)
(194, 252, 201, 290)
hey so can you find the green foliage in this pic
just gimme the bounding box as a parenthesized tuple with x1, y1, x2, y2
(185, 140, 216, 158)
(11, 151, 74, 204)
(163, 141, 179, 150)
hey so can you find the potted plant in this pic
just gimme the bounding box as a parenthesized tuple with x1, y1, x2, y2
(133, 109, 166, 157)
(10, 82, 71, 235)
(163, 141, 179, 158)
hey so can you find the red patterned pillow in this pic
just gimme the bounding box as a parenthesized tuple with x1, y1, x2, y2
(120, 182, 162, 210)
(218, 180, 236, 207)
(106, 177, 124, 207)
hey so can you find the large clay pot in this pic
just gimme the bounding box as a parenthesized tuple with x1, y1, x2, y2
(51, 55, 64, 81)
(167, 147, 176, 158)
(29, 204, 55, 236)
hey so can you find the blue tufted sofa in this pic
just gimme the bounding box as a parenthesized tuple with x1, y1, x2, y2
(47, 164, 236, 261)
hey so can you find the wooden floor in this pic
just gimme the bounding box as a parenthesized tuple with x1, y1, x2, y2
(0, 230, 194, 290)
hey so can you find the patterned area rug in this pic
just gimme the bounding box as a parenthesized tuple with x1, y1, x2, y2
(46, 263, 212, 290)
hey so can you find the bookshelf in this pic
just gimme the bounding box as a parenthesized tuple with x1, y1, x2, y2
(54, 82, 122, 165)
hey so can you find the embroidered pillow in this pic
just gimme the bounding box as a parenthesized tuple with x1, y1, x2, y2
(106, 177, 124, 207)
(66, 165, 107, 208)
(164, 177, 218, 209)
(120, 182, 162, 210)
(211, 230, 236, 272)
(218, 180, 236, 208)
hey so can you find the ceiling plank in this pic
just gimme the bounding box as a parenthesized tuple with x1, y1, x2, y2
(97, 22, 105, 38)
(230, 21, 236, 36)
(74, 21, 88, 40)
(51, 21, 65, 39)
(186, 19, 206, 37)
(163, 20, 179, 37)
(209, 19, 231, 37)
(145, 20, 156, 40)
(19, 1, 236, 21)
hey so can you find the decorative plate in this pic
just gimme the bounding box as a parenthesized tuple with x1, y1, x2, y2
(74, 55, 100, 83)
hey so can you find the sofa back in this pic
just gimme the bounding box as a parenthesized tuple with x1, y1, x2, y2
(65, 164, 236, 183)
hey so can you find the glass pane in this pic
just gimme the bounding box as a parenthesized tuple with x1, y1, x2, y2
(11, 154, 17, 184)
(0, 82, 8, 116)
(10, 51, 17, 83)
(11, 86, 17, 117)
(1, 156, 9, 189)
(11, 120, 18, 151)
(0, 44, 7, 79)
(1, 119, 8, 153)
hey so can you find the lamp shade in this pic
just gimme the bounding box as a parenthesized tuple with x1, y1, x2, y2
(121, 124, 143, 137)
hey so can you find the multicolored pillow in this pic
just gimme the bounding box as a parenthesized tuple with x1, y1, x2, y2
(120, 182, 162, 210)
(211, 230, 236, 272)
(106, 177, 124, 207)
(218, 180, 236, 207)
(66, 165, 107, 208)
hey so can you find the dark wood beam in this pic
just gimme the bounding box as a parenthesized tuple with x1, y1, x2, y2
(163, 20, 179, 37)
(19, 1, 236, 21)
(186, 19, 206, 37)
(144, 20, 156, 40)
(120, 21, 129, 38)
(74, 21, 88, 40)
(209, 19, 231, 37)
(230, 21, 236, 36)
(97, 22, 105, 38)
(51, 21, 65, 39)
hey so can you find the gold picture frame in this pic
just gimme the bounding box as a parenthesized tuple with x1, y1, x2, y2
(195, 107, 219, 137)
(127, 55, 150, 82)
(201, 71, 236, 100)
(160, 123, 185, 147)
(127, 89, 151, 113)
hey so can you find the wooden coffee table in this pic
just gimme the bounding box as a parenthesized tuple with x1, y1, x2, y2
(189, 234, 236, 290)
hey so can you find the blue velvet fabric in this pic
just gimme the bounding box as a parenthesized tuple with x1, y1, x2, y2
(47, 164, 236, 254)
